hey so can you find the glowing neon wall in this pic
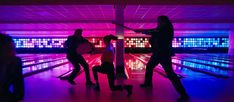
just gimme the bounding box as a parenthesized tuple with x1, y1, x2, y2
(13, 37, 229, 49)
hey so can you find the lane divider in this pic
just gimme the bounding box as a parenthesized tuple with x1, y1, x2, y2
(128, 54, 184, 78)
(141, 54, 230, 78)
(23, 61, 69, 77)
(23, 57, 66, 67)
(172, 57, 234, 71)
(176, 55, 234, 65)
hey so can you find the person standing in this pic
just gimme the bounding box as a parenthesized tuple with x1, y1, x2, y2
(0, 33, 24, 102)
(134, 16, 189, 100)
(64, 29, 94, 86)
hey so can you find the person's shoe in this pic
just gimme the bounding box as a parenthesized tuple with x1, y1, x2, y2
(86, 81, 95, 86)
(67, 80, 76, 85)
(177, 95, 189, 101)
(124, 85, 133, 96)
(140, 83, 152, 88)
(94, 84, 100, 91)
(59, 76, 69, 80)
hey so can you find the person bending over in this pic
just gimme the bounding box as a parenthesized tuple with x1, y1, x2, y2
(64, 29, 95, 86)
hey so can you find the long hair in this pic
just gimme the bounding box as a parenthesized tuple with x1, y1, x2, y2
(157, 15, 173, 28)
(157, 16, 174, 38)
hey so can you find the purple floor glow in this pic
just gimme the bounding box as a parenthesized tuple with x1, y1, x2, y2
(18, 54, 234, 102)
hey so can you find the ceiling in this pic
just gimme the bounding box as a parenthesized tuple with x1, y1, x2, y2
(1, 0, 234, 5)
(0, 4, 234, 37)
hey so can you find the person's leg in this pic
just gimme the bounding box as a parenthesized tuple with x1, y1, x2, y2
(105, 64, 133, 96)
(92, 65, 102, 91)
(93, 63, 115, 91)
(141, 54, 159, 87)
(160, 56, 189, 100)
(96, 63, 121, 91)
(78, 55, 94, 85)
(92, 66, 101, 82)
(102, 63, 119, 91)
(67, 57, 81, 85)
(98, 63, 132, 96)
(107, 71, 123, 91)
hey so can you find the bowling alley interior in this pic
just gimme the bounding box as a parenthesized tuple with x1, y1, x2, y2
(1, 0, 234, 102)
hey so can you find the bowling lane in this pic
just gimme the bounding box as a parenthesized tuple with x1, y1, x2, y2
(17, 53, 234, 79)
(23, 54, 101, 102)
(125, 54, 234, 102)
(22, 54, 183, 102)
(21, 54, 234, 102)
(128, 54, 216, 78)
(19, 54, 97, 77)
(134, 54, 233, 78)
(174, 54, 234, 77)
(176, 54, 234, 65)
(192, 54, 234, 62)
(124, 54, 146, 79)
(18, 54, 64, 62)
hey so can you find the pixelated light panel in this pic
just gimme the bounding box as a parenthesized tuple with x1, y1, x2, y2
(13, 37, 229, 48)
(172, 38, 229, 48)
(13, 38, 67, 48)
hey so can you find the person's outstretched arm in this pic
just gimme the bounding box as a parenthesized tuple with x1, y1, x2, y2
(83, 38, 95, 53)
(134, 29, 155, 35)
(112, 20, 158, 35)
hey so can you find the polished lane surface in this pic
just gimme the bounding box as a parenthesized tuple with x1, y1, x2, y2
(18, 54, 234, 102)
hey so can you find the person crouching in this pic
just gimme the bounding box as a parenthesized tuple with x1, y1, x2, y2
(92, 34, 132, 96)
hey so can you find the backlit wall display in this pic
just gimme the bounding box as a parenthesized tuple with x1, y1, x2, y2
(125, 38, 151, 48)
(13, 37, 229, 49)
(13, 38, 67, 48)
(172, 38, 228, 48)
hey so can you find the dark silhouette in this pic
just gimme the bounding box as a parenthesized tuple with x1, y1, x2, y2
(0, 33, 24, 102)
(63, 29, 95, 85)
(92, 35, 132, 96)
(134, 16, 189, 101)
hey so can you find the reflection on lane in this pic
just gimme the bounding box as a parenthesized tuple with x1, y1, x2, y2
(18, 54, 66, 62)
(23, 57, 66, 66)
(19, 54, 233, 78)
(23, 59, 68, 74)
(176, 54, 234, 64)
(20, 54, 97, 76)
(125, 59, 145, 71)
(172, 59, 230, 77)
(189, 54, 234, 62)
(174, 57, 233, 68)
(136, 54, 232, 78)
(125, 54, 146, 79)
